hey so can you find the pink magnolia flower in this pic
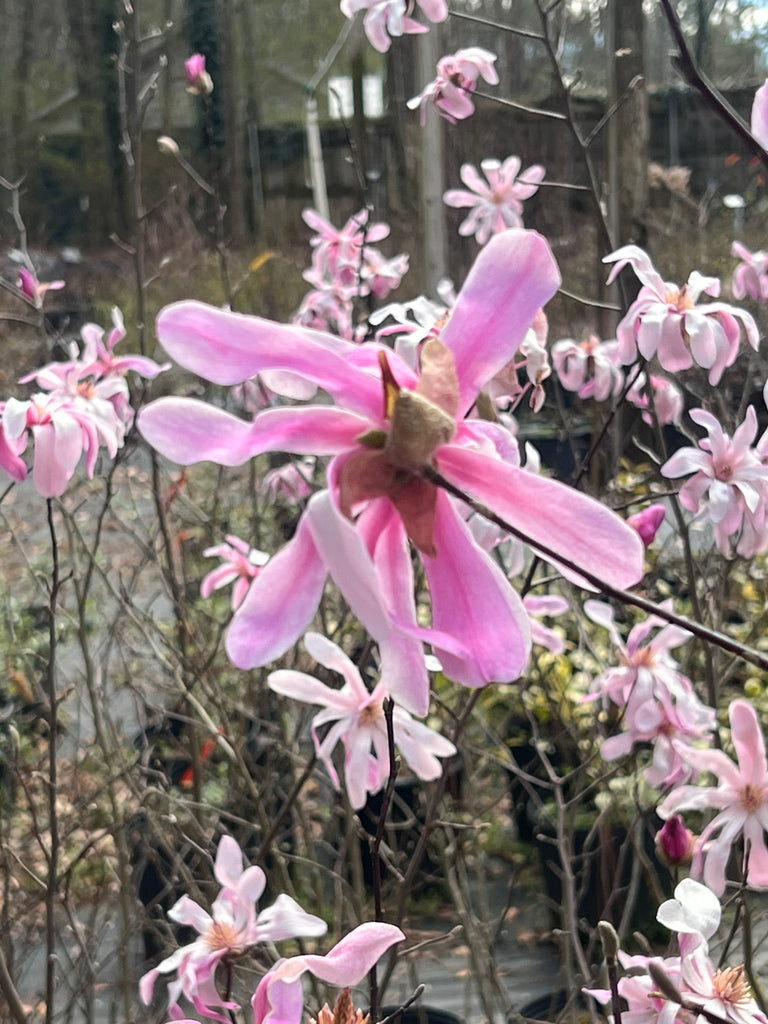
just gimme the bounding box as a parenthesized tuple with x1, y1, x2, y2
(551, 334, 623, 402)
(592, 879, 767, 1024)
(0, 404, 28, 483)
(626, 371, 683, 427)
(407, 47, 499, 124)
(661, 406, 768, 559)
(268, 631, 456, 809)
(659, 700, 768, 896)
(523, 594, 569, 654)
(253, 923, 404, 1024)
(262, 457, 316, 502)
(627, 503, 666, 548)
(138, 229, 644, 707)
(604, 245, 759, 384)
(584, 600, 715, 786)
(185, 53, 213, 95)
(2, 391, 122, 497)
(444, 157, 545, 245)
(360, 247, 409, 299)
(140, 835, 327, 1020)
(201, 535, 270, 610)
(303, 207, 389, 288)
(732, 241, 768, 302)
(18, 267, 64, 307)
(752, 79, 768, 149)
(340, 0, 447, 52)
(485, 308, 551, 413)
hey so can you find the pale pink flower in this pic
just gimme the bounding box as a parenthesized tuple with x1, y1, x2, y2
(17, 267, 64, 307)
(523, 594, 569, 654)
(626, 371, 684, 427)
(302, 207, 389, 287)
(360, 247, 409, 299)
(0, 404, 29, 484)
(407, 47, 499, 124)
(604, 245, 759, 384)
(252, 923, 404, 1024)
(661, 406, 768, 558)
(139, 229, 644, 709)
(262, 457, 316, 502)
(340, 0, 447, 52)
(200, 535, 270, 610)
(659, 879, 767, 1024)
(185, 53, 213, 95)
(268, 631, 456, 809)
(486, 308, 551, 413)
(627, 503, 666, 548)
(752, 79, 768, 149)
(584, 600, 714, 786)
(293, 288, 355, 340)
(659, 700, 768, 896)
(140, 835, 327, 1020)
(732, 241, 768, 302)
(2, 392, 122, 497)
(551, 334, 623, 402)
(444, 157, 545, 245)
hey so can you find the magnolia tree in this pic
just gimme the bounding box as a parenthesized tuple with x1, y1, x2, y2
(4, 3, 768, 1024)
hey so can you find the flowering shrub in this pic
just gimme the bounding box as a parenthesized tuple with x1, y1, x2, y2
(4, 5, 768, 1024)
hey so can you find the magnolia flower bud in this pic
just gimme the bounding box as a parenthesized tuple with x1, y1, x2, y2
(655, 814, 695, 867)
(627, 504, 666, 548)
(185, 53, 214, 95)
(157, 135, 180, 156)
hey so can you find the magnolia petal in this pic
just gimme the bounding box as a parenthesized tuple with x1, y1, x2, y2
(440, 229, 561, 417)
(730, 699, 768, 788)
(140, 399, 368, 466)
(656, 878, 721, 939)
(226, 515, 326, 668)
(437, 445, 645, 590)
(156, 301, 381, 416)
(423, 489, 531, 687)
(255, 894, 327, 942)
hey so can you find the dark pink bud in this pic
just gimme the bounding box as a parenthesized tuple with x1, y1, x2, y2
(18, 267, 37, 302)
(184, 53, 213, 95)
(627, 504, 666, 548)
(656, 814, 694, 867)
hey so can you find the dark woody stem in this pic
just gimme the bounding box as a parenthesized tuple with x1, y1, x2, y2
(422, 465, 768, 674)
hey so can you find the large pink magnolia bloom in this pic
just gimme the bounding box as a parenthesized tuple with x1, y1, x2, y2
(661, 407, 768, 559)
(444, 157, 545, 245)
(659, 700, 768, 897)
(268, 631, 456, 809)
(252, 923, 404, 1024)
(604, 246, 759, 385)
(407, 47, 498, 124)
(140, 835, 327, 1021)
(732, 241, 768, 302)
(139, 230, 644, 707)
(340, 0, 447, 52)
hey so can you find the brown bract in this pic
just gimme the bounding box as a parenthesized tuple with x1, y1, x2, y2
(337, 341, 459, 558)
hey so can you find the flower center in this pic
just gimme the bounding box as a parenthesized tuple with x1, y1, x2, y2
(740, 784, 765, 813)
(712, 965, 751, 1005)
(358, 702, 384, 727)
(666, 285, 694, 312)
(205, 919, 242, 952)
(631, 647, 655, 668)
